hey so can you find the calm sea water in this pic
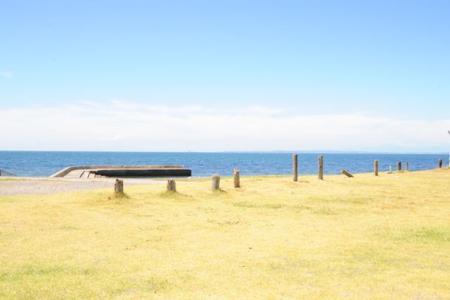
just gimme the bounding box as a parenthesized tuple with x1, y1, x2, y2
(0, 151, 448, 177)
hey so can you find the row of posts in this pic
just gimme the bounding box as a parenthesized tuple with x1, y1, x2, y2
(114, 169, 240, 196)
(114, 157, 447, 195)
(292, 154, 326, 181)
(292, 155, 446, 181)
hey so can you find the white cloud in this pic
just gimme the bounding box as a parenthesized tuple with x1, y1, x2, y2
(0, 102, 449, 152)
(0, 71, 13, 79)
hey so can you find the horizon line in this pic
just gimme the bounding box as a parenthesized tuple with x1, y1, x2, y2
(0, 149, 448, 155)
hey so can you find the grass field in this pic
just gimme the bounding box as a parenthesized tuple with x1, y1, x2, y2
(0, 170, 449, 299)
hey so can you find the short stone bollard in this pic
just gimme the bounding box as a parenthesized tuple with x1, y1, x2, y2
(292, 153, 298, 182)
(318, 155, 324, 180)
(114, 179, 124, 196)
(167, 179, 176, 192)
(233, 169, 240, 188)
(374, 160, 379, 176)
(212, 174, 220, 191)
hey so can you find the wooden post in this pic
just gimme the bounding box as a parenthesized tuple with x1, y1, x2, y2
(438, 159, 443, 168)
(397, 161, 402, 171)
(292, 154, 298, 181)
(114, 179, 124, 195)
(167, 179, 176, 192)
(374, 160, 379, 176)
(318, 155, 324, 180)
(341, 169, 354, 177)
(233, 169, 240, 188)
(212, 174, 220, 191)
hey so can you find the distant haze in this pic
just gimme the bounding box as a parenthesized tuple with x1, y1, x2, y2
(0, 102, 449, 153)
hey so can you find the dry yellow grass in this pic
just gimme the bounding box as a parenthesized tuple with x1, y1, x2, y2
(0, 170, 449, 299)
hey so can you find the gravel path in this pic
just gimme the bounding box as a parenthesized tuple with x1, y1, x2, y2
(0, 178, 162, 195)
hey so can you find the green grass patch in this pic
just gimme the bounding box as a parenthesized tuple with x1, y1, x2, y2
(396, 226, 450, 244)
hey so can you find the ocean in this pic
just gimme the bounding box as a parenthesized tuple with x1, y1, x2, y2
(0, 151, 448, 177)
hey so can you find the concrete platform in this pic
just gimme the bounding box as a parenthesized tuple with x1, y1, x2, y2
(51, 165, 192, 178)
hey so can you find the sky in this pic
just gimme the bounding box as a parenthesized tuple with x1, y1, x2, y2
(1, 0, 450, 152)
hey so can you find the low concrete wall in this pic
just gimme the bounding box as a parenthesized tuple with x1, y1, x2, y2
(50, 165, 186, 178)
(93, 168, 191, 177)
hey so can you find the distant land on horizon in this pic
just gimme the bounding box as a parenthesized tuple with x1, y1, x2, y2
(0, 149, 449, 155)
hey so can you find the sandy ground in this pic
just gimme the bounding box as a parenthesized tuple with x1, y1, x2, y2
(0, 177, 164, 195)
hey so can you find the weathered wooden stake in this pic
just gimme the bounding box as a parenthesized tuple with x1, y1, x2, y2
(233, 169, 240, 188)
(292, 154, 298, 182)
(166, 179, 176, 192)
(438, 159, 443, 168)
(341, 169, 354, 177)
(397, 161, 402, 171)
(318, 155, 324, 180)
(114, 179, 124, 195)
(212, 174, 220, 191)
(374, 160, 379, 176)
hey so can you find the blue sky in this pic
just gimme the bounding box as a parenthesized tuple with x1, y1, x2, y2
(1, 1, 450, 151)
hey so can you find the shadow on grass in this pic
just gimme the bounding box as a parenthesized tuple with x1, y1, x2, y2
(212, 189, 227, 194)
(159, 191, 194, 202)
(233, 201, 283, 209)
(106, 192, 131, 204)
